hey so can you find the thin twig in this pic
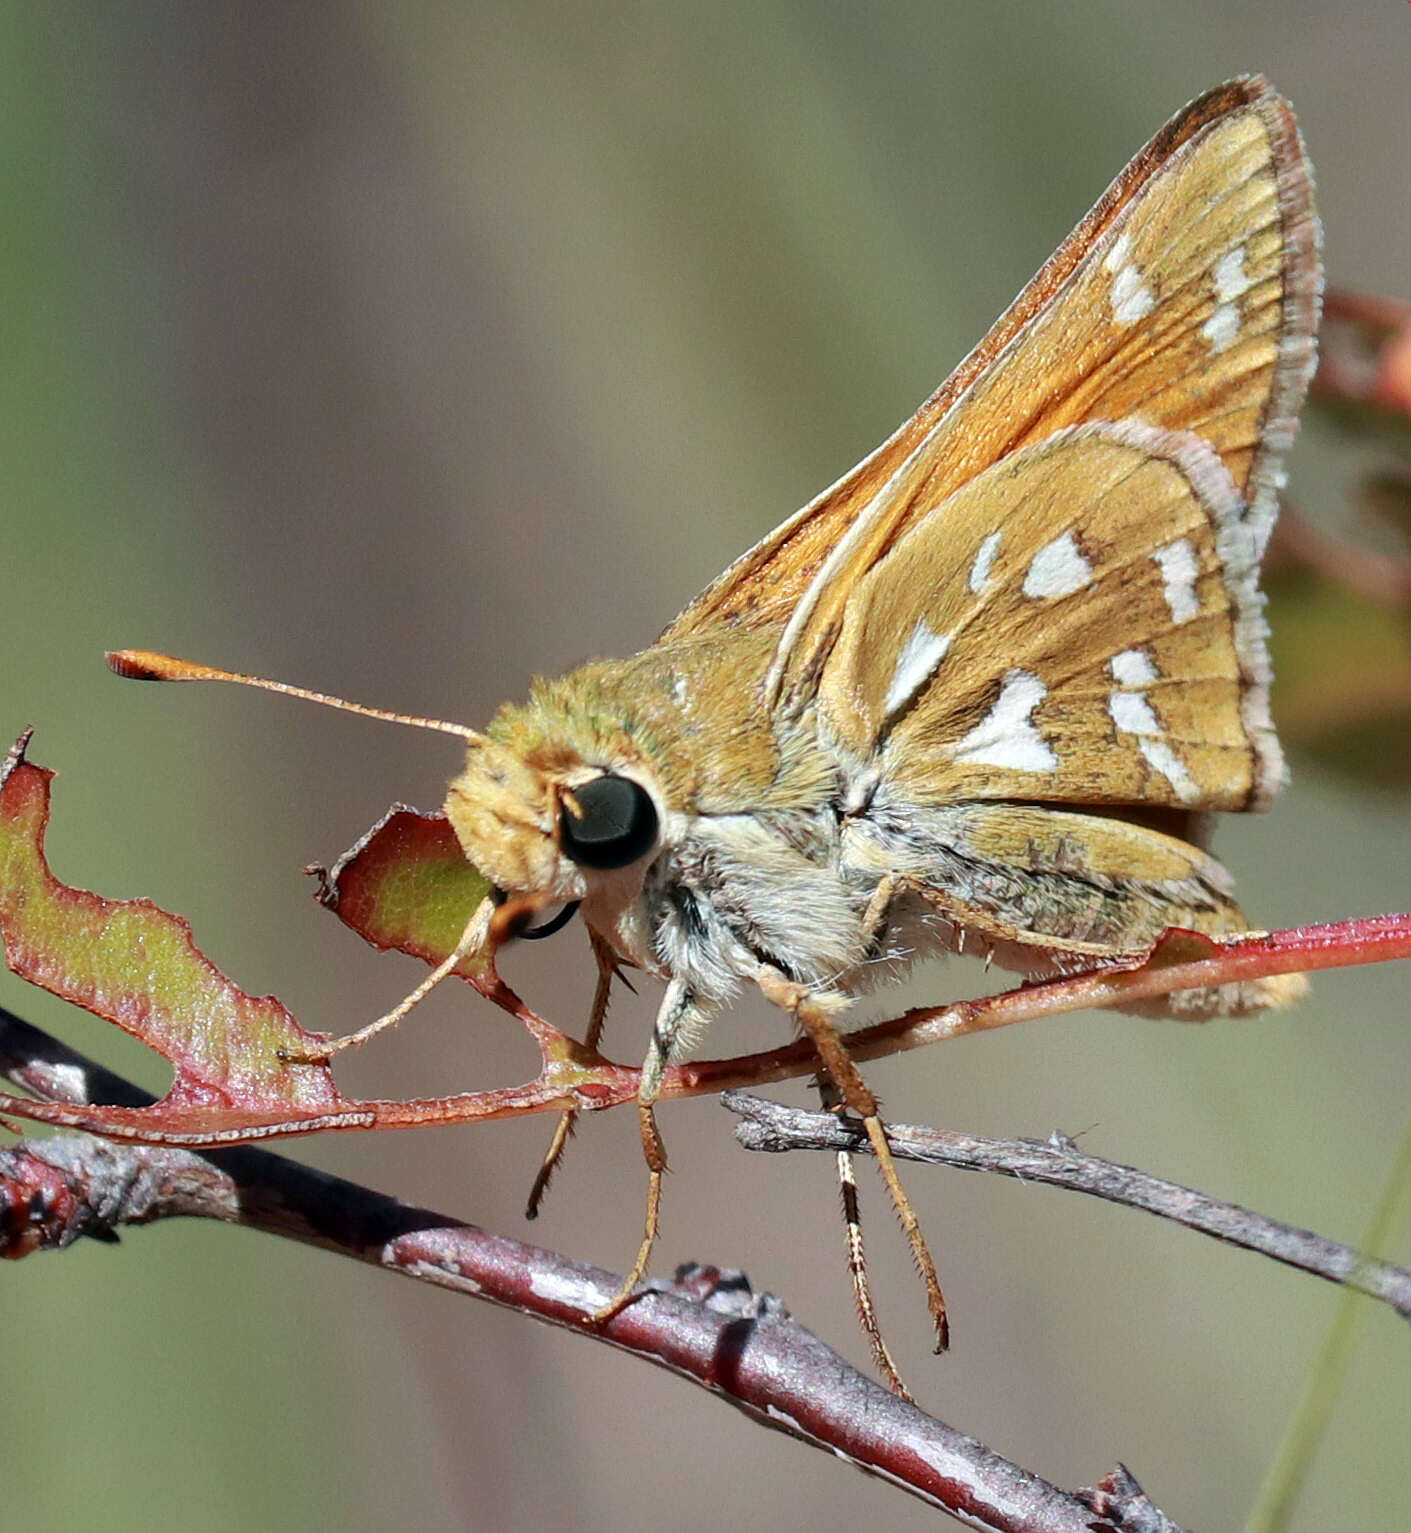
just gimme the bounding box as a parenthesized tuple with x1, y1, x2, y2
(0, 1004, 1185, 1533)
(724, 1094, 1411, 1321)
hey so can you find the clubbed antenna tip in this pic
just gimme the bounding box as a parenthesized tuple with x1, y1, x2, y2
(104, 648, 484, 742)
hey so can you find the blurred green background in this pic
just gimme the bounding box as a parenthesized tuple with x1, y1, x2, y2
(4, 5, 1409, 1530)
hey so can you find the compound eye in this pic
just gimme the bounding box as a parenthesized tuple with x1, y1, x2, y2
(559, 774, 658, 871)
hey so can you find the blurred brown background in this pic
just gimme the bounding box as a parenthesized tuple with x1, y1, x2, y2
(4, 5, 1409, 1530)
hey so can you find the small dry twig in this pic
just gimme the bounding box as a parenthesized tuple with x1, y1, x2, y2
(724, 1093, 1411, 1321)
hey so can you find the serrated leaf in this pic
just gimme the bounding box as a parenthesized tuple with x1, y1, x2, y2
(0, 738, 601, 1143)
(0, 734, 362, 1136)
(3, 736, 1409, 1152)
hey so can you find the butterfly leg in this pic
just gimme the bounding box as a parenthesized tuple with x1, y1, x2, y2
(525, 928, 618, 1219)
(592, 978, 701, 1324)
(818, 870, 928, 1393)
(757, 967, 949, 1360)
(815, 1069, 913, 1399)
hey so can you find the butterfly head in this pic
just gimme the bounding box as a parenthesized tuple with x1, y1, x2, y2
(444, 694, 664, 916)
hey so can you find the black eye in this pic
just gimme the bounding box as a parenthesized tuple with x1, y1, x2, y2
(559, 774, 659, 870)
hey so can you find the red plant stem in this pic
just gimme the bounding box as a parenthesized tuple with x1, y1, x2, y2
(1322, 290, 1411, 333)
(2, 913, 1410, 1144)
(327, 909, 1411, 1114)
(1313, 288, 1411, 420)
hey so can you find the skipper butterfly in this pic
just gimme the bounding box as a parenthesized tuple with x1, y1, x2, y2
(111, 75, 1321, 1392)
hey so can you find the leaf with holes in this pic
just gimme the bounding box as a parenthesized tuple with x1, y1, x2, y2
(0, 733, 359, 1138)
(4, 732, 1411, 1153)
(0, 735, 630, 1143)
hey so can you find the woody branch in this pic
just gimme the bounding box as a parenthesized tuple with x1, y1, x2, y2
(0, 1001, 1183, 1533)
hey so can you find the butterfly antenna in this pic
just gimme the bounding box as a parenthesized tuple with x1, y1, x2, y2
(106, 649, 484, 742)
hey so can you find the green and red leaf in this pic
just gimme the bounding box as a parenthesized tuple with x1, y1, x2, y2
(0, 734, 341, 1115)
(309, 805, 490, 977)
(0, 737, 611, 1142)
(3, 733, 1411, 1151)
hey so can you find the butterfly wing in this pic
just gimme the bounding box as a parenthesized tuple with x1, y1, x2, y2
(662, 75, 1319, 750)
(822, 418, 1308, 998)
(822, 419, 1279, 813)
(676, 76, 1314, 1001)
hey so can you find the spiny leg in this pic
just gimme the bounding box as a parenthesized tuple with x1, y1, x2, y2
(592, 979, 698, 1324)
(526, 928, 619, 1220)
(591, 1102, 667, 1325)
(758, 967, 949, 1359)
(857, 870, 954, 1360)
(817, 1071, 912, 1401)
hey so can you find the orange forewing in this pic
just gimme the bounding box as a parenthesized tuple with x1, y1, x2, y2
(661, 76, 1319, 720)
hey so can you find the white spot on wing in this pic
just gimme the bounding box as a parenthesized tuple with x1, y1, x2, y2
(1103, 230, 1155, 324)
(1153, 538, 1200, 624)
(1106, 665, 1200, 803)
(1110, 648, 1159, 688)
(1138, 738, 1200, 802)
(952, 669, 1057, 772)
(1022, 531, 1093, 600)
(1111, 264, 1156, 325)
(1202, 303, 1240, 353)
(1107, 690, 1161, 736)
(968, 530, 1003, 594)
(882, 619, 951, 719)
(1213, 247, 1251, 304)
(1202, 247, 1251, 355)
(1102, 231, 1134, 274)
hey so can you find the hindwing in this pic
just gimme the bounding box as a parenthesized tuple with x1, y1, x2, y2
(819, 420, 1276, 811)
